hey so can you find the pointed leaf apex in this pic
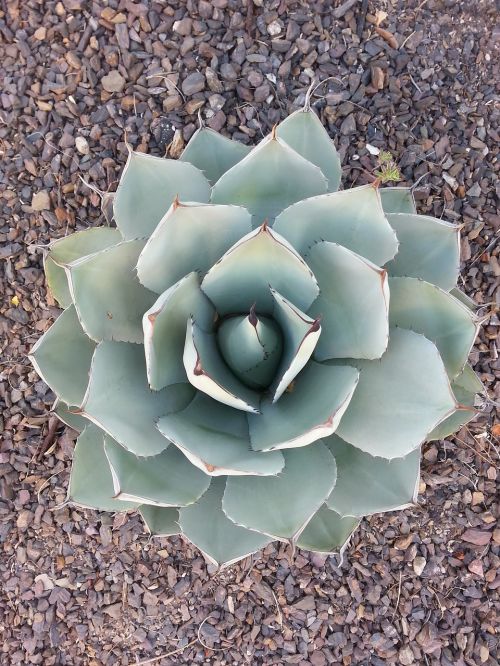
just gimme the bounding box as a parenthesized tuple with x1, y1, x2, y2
(260, 219, 270, 232)
(172, 193, 181, 210)
(310, 317, 322, 332)
(371, 177, 381, 189)
(248, 303, 258, 327)
(148, 311, 158, 325)
(271, 124, 278, 140)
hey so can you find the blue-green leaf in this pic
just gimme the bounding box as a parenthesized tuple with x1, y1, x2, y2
(201, 224, 319, 316)
(223, 442, 337, 540)
(211, 134, 327, 226)
(385, 213, 460, 290)
(137, 202, 252, 294)
(180, 478, 271, 568)
(180, 127, 251, 185)
(335, 327, 457, 458)
(81, 341, 194, 456)
(29, 305, 95, 406)
(114, 150, 211, 240)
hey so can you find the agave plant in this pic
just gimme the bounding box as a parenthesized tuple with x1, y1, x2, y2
(29, 103, 483, 568)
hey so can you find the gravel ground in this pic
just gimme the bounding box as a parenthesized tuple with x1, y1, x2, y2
(1, 0, 499, 664)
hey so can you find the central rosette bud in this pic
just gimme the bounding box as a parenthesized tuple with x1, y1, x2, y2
(217, 305, 283, 390)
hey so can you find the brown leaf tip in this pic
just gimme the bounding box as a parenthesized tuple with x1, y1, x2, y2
(248, 303, 258, 327)
(310, 317, 322, 332)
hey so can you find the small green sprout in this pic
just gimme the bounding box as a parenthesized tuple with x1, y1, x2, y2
(374, 151, 401, 184)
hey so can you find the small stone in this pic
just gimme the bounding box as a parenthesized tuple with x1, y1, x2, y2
(173, 18, 192, 35)
(472, 491, 484, 505)
(75, 136, 89, 155)
(479, 646, 489, 663)
(462, 528, 492, 546)
(395, 534, 413, 550)
(413, 556, 426, 576)
(468, 559, 484, 577)
(168, 130, 184, 159)
(398, 646, 415, 665)
(371, 65, 385, 90)
(102, 603, 122, 619)
(466, 182, 482, 197)
(220, 63, 238, 82)
(17, 510, 31, 529)
(340, 113, 356, 135)
(184, 99, 205, 115)
(253, 83, 270, 103)
(34, 573, 55, 591)
(208, 94, 225, 111)
(101, 70, 126, 93)
(31, 190, 51, 211)
(181, 72, 205, 96)
(205, 67, 223, 93)
(267, 20, 282, 37)
(163, 94, 182, 112)
(470, 136, 487, 150)
(310, 650, 327, 666)
(34, 27, 46, 40)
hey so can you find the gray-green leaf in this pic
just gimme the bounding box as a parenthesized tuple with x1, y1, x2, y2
(68, 425, 139, 512)
(307, 242, 389, 361)
(276, 108, 341, 192)
(143, 273, 215, 390)
(44, 227, 122, 308)
(180, 127, 251, 184)
(104, 434, 210, 506)
(273, 184, 398, 266)
(68, 240, 156, 344)
(380, 187, 416, 214)
(180, 478, 272, 568)
(81, 341, 194, 456)
(201, 224, 319, 316)
(158, 392, 284, 476)
(249, 362, 359, 452)
(325, 435, 420, 517)
(389, 277, 478, 378)
(426, 364, 483, 441)
(296, 504, 359, 554)
(223, 442, 337, 540)
(335, 327, 456, 458)
(211, 134, 328, 226)
(137, 202, 252, 294)
(385, 213, 460, 291)
(114, 150, 211, 240)
(29, 305, 95, 406)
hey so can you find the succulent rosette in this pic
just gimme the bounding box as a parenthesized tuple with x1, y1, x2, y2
(30, 105, 483, 567)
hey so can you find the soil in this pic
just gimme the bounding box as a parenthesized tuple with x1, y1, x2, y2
(0, 1, 499, 664)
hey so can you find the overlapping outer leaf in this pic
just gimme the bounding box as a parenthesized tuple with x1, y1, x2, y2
(44, 228, 122, 308)
(31, 104, 483, 570)
(334, 327, 457, 458)
(211, 133, 328, 225)
(114, 149, 211, 239)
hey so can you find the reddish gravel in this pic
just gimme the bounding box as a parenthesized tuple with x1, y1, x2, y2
(1, 1, 499, 664)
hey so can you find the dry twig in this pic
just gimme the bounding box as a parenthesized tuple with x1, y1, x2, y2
(35, 415, 59, 461)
